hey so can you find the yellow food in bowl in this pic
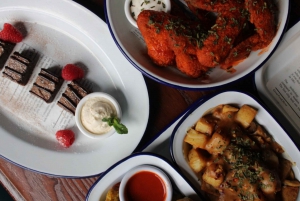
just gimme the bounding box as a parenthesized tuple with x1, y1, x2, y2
(184, 104, 300, 201)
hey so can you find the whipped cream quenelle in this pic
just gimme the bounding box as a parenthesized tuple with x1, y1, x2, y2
(130, 0, 170, 20)
(80, 97, 117, 134)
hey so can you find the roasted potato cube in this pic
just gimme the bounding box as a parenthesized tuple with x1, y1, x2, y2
(288, 169, 296, 180)
(205, 132, 230, 155)
(263, 149, 279, 169)
(202, 164, 225, 188)
(259, 169, 281, 194)
(188, 148, 208, 173)
(222, 104, 239, 113)
(284, 180, 300, 187)
(271, 140, 284, 154)
(280, 159, 293, 181)
(184, 128, 209, 149)
(253, 124, 269, 140)
(195, 118, 214, 135)
(281, 186, 300, 201)
(235, 104, 257, 128)
(201, 180, 220, 196)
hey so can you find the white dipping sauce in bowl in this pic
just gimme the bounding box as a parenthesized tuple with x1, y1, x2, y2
(124, 0, 171, 28)
(75, 92, 122, 139)
(130, 0, 170, 20)
(81, 97, 117, 134)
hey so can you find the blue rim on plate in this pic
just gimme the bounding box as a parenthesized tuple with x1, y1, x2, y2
(0, 0, 149, 178)
(86, 152, 206, 201)
(170, 90, 299, 160)
(104, 0, 291, 90)
(169, 90, 300, 200)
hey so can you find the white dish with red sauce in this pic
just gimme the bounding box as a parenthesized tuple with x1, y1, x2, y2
(119, 164, 173, 201)
(86, 152, 204, 201)
(105, 0, 289, 89)
(170, 91, 300, 200)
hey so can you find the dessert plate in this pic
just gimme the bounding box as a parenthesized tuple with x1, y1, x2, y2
(86, 152, 203, 201)
(0, 0, 149, 177)
(255, 20, 300, 147)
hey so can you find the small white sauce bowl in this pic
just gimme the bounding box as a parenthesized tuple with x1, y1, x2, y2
(75, 92, 122, 139)
(119, 165, 173, 201)
(124, 0, 171, 28)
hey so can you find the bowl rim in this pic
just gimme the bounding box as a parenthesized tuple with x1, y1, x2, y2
(124, 0, 172, 28)
(118, 164, 173, 201)
(124, 0, 138, 28)
(104, 0, 291, 90)
(169, 90, 300, 198)
(85, 152, 205, 200)
(75, 92, 122, 139)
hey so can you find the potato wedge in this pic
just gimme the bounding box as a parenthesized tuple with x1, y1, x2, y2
(205, 132, 230, 155)
(188, 148, 208, 173)
(184, 128, 209, 149)
(222, 104, 239, 113)
(280, 159, 293, 181)
(281, 186, 300, 201)
(235, 104, 257, 128)
(195, 118, 214, 135)
(284, 180, 300, 187)
(202, 164, 225, 188)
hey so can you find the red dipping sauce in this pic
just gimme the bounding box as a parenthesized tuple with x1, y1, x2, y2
(124, 171, 167, 201)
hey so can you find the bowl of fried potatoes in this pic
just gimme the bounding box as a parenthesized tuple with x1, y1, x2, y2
(171, 91, 300, 201)
(105, 0, 289, 89)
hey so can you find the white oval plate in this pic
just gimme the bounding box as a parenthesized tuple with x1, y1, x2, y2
(105, 0, 289, 89)
(0, 0, 149, 177)
(170, 91, 300, 199)
(86, 152, 203, 201)
(255, 20, 300, 146)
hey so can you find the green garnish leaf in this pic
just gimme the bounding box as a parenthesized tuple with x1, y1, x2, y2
(102, 116, 128, 134)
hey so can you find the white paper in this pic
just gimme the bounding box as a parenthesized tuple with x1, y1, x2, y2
(267, 64, 300, 129)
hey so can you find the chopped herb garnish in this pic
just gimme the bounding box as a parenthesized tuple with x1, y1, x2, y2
(233, 51, 238, 57)
(102, 116, 128, 134)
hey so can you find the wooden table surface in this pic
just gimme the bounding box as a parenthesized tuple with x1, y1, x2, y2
(0, 0, 300, 200)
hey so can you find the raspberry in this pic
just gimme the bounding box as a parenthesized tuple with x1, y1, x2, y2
(56, 130, 75, 148)
(61, 64, 85, 81)
(0, 23, 23, 43)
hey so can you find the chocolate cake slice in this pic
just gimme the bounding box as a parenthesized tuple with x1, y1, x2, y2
(57, 81, 90, 115)
(0, 40, 15, 69)
(2, 51, 35, 86)
(30, 68, 63, 103)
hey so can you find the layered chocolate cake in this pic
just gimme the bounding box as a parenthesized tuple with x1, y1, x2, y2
(30, 68, 63, 103)
(57, 81, 90, 115)
(2, 51, 35, 85)
(0, 40, 15, 69)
